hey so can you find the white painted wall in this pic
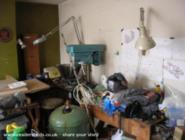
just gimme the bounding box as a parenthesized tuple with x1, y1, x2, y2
(58, 0, 185, 93)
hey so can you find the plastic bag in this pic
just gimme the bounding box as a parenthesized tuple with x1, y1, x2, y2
(160, 84, 185, 126)
(111, 129, 123, 140)
(107, 73, 128, 93)
(111, 129, 135, 140)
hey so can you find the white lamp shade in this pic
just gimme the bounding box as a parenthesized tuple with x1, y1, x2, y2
(135, 26, 156, 51)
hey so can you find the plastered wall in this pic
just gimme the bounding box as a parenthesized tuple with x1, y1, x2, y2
(59, 0, 185, 91)
(0, 0, 18, 79)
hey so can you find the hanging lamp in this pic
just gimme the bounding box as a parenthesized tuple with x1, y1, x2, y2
(135, 7, 156, 55)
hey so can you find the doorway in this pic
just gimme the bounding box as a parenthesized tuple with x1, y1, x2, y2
(16, 2, 60, 79)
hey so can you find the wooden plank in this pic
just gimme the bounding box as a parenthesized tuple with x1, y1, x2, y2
(0, 77, 50, 96)
(0, 87, 28, 96)
(0, 75, 17, 88)
(0, 75, 28, 96)
(89, 105, 120, 127)
(89, 105, 151, 140)
(123, 118, 151, 140)
(24, 79, 50, 94)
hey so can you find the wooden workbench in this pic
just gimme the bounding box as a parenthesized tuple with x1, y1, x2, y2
(89, 105, 163, 140)
(0, 76, 50, 96)
(24, 79, 50, 94)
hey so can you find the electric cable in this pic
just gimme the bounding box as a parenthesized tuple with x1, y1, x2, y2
(72, 66, 98, 140)
(135, 51, 143, 85)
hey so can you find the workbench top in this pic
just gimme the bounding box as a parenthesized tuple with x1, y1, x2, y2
(0, 76, 50, 96)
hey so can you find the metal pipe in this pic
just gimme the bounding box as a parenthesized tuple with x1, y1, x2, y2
(140, 7, 145, 26)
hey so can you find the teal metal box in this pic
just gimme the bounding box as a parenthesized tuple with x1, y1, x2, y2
(66, 44, 105, 65)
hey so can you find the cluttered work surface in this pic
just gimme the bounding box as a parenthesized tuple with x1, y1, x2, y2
(0, 75, 50, 96)
(85, 72, 184, 140)
(42, 63, 185, 140)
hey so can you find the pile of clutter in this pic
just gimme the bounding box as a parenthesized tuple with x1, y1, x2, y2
(99, 73, 164, 120)
(94, 72, 185, 139)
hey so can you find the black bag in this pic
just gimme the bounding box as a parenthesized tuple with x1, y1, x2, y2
(107, 73, 128, 93)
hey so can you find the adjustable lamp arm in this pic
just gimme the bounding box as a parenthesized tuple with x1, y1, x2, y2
(33, 16, 83, 45)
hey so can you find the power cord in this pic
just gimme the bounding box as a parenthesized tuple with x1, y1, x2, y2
(72, 66, 99, 140)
